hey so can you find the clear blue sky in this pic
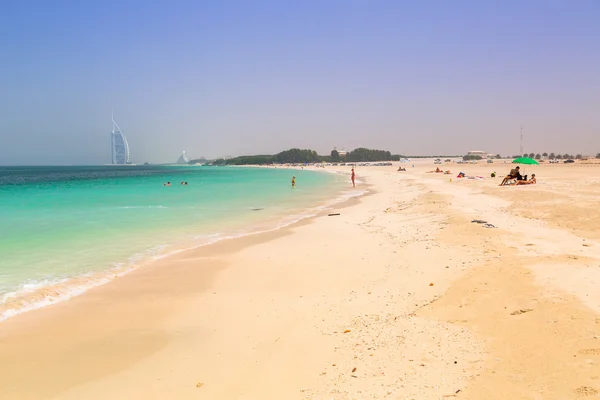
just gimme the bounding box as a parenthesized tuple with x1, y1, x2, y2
(1, 0, 598, 164)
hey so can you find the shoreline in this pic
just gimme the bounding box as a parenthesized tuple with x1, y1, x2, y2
(1, 162, 599, 399)
(0, 167, 364, 323)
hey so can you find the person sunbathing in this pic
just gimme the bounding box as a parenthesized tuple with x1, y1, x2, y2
(427, 167, 443, 173)
(515, 174, 536, 185)
(499, 166, 521, 186)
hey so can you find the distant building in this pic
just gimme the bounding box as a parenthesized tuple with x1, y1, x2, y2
(333, 147, 347, 157)
(467, 150, 490, 158)
(111, 117, 131, 164)
(177, 151, 190, 164)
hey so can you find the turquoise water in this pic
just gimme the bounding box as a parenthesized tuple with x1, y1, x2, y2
(0, 166, 351, 320)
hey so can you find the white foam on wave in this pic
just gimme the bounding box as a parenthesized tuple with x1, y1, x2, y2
(119, 205, 169, 209)
(0, 178, 367, 323)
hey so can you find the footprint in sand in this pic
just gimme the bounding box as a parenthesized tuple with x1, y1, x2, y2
(574, 386, 598, 397)
(579, 349, 600, 356)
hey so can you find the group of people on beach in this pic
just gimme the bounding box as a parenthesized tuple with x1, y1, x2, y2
(499, 166, 536, 186)
(427, 167, 452, 174)
(290, 164, 535, 189)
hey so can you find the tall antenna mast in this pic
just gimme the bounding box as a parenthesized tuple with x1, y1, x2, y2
(520, 124, 523, 155)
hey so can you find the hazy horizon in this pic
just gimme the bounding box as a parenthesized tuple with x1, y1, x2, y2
(1, 1, 599, 165)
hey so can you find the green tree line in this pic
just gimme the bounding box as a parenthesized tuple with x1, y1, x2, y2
(206, 147, 402, 165)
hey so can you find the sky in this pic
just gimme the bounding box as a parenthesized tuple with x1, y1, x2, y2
(1, 0, 599, 165)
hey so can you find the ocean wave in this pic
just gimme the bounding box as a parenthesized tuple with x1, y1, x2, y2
(118, 205, 169, 209)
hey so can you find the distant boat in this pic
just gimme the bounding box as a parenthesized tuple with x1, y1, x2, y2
(109, 114, 135, 165)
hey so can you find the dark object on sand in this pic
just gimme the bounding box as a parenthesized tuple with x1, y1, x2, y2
(252, 208, 264, 211)
(328, 213, 340, 216)
(510, 308, 533, 315)
(472, 220, 496, 228)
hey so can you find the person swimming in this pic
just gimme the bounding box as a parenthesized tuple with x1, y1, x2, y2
(291, 176, 296, 187)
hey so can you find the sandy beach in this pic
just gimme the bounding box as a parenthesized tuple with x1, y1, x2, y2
(1, 160, 599, 400)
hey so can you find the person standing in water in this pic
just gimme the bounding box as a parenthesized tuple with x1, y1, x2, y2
(291, 176, 296, 187)
(351, 168, 356, 187)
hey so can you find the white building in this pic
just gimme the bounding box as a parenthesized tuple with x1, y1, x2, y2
(177, 151, 190, 164)
(332, 147, 347, 157)
(111, 117, 132, 164)
(467, 150, 491, 158)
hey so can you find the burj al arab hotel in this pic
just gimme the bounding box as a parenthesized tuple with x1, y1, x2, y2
(110, 115, 133, 165)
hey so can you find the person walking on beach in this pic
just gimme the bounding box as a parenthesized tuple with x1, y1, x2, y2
(351, 168, 356, 187)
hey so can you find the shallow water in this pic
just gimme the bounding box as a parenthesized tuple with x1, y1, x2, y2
(0, 165, 352, 320)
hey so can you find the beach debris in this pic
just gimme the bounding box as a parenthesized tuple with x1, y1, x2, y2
(579, 348, 600, 355)
(442, 389, 461, 398)
(252, 208, 264, 211)
(328, 213, 340, 216)
(343, 329, 351, 333)
(352, 367, 357, 373)
(574, 386, 598, 396)
(196, 382, 204, 388)
(510, 308, 533, 315)
(429, 283, 434, 286)
(472, 219, 497, 228)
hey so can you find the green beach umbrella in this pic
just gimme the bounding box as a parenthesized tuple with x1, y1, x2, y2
(512, 157, 539, 165)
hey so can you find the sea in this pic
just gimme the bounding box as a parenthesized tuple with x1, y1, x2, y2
(0, 165, 357, 321)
